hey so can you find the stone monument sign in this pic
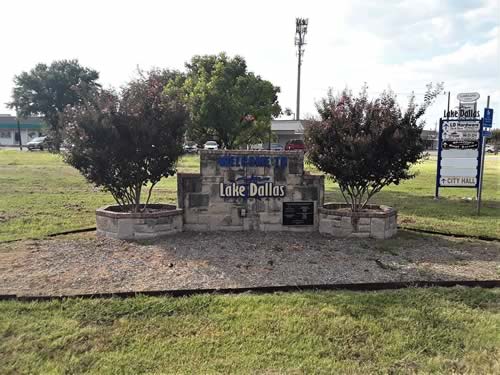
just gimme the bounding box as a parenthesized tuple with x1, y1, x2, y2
(177, 150, 324, 232)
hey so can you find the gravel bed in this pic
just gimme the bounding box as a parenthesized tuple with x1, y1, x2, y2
(0, 231, 498, 296)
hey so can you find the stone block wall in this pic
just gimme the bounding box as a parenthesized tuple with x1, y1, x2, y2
(318, 204, 397, 239)
(178, 150, 324, 232)
(96, 204, 183, 240)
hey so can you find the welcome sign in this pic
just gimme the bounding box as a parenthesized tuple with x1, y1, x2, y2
(178, 150, 324, 232)
(217, 155, 288, 169)
(219, 175, 286, 199)
(217, 154, 288, 199)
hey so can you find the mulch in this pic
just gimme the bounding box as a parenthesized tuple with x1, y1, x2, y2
(0, 231, 498, 297)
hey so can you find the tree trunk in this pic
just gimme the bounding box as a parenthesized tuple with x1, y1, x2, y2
(134, 185, 142, 213)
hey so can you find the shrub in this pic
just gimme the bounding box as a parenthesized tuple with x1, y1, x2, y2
(63, 70, 187, 212)
(305, 84, 442, 212)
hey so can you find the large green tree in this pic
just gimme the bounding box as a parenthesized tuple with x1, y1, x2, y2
(8, 59, 100, 150)
(180, 53, 281, 148)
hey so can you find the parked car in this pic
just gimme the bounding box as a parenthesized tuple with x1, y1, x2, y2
(485, 144, 496, 153)
(183, 141, 198, 154)
(285, 139, 305, 151)
(270, 143, 284, 151)
(27, 136, 48, 151)
(250, 143, 264, 150)
(203, 141, 219, 150)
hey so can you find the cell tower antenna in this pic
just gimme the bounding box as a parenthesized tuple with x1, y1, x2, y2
(295, 17, 308, 120)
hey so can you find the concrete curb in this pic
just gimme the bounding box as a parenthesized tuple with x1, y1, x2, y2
(1, 226, 498, 244)
(399, 226, 499, 242)
(1, 280, 498, 302)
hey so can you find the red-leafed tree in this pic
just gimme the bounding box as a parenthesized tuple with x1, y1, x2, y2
(62, 69, 187, 212)
(305, 83, 443, 212)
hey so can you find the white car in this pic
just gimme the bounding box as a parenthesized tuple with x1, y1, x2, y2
(485, 144, 496, 153)
(250, 143, 264, 150)
(204, 141, 219, 150)
(27, 136, 48, 151)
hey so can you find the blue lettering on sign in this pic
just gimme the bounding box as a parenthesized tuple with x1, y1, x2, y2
(218, 155, 288, 169)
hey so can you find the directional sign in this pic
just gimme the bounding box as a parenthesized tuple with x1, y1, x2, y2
(442, 129, 479, 141)
(483, 130, 492, 138)
(442, 120, 480, 131)
(440, 176, 477, 187)
(436, 118, 483, 193)
(483, 108, 493, 128)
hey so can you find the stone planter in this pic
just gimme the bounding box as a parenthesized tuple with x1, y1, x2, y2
(96, 204, 183, 240)
(319, 203, 397, 239)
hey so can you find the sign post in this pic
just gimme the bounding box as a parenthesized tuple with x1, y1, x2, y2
(477, 96, 491, 215)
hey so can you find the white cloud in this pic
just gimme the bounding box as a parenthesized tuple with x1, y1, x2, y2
(0, 0, 498, 128)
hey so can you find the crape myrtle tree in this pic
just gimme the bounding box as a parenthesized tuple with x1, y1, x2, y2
(8, 59, 100, 151)
(178, 53, 281, 148)
(63, 69, 187, 213)
(305, 83, 443, 212)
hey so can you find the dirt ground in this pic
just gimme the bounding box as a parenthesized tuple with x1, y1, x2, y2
(0, 230, 498, 297)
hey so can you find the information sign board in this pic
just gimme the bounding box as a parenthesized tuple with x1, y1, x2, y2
(436, 119, 483, 191)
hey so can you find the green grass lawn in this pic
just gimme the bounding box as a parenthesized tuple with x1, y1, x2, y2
(0, 150, 498, 242)
(0, 288, 498, 374)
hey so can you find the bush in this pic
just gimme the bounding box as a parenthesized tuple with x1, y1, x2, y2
(62, 70, 187, 212)
(305, 84, 442, 212)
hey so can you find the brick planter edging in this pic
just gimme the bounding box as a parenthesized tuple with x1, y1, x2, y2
(96, 204, 181, 219)
(96, 204, 183, 240)
(319, 204, 396, 218)
(319, 203, 397, 239)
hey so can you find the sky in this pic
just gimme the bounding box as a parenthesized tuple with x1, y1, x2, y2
(1, 0, 499, 129)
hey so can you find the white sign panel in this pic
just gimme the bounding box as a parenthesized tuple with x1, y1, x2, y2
(442, 130, 479, 141)
(440, 176, 477, 187)
(457, 92, 480, 102)
(441, 149, 479, 158)
(440, 158, 479, 168)
(440, 168, 478, 177)
(442, 120, 480, 131)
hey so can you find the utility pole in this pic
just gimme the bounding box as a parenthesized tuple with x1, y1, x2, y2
(295, 18, 308, 121)
(16, 108, 23, 151)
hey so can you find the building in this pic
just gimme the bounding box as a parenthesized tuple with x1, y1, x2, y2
(271, 120, 304, 146)
(421, 129, 438, 150)
(0, 114, 45, 146)
(271, 120, 439, 150)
